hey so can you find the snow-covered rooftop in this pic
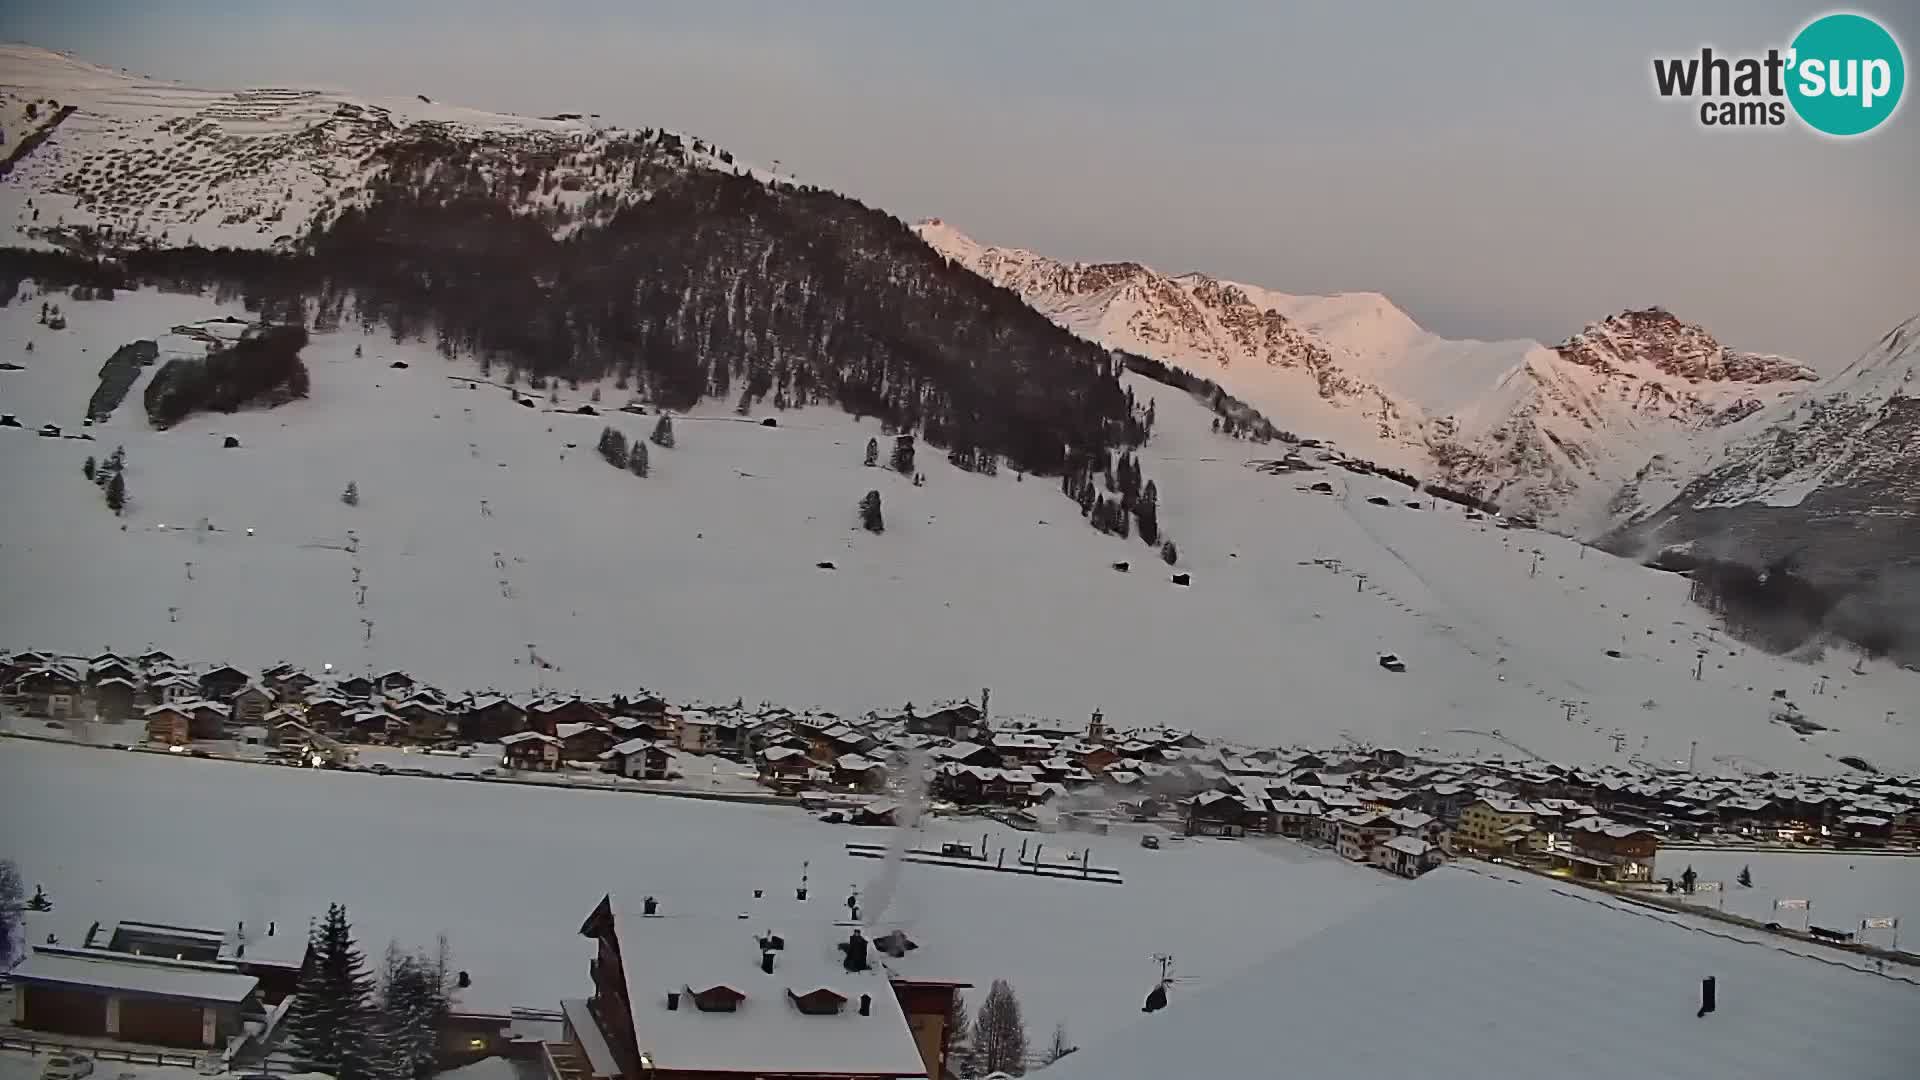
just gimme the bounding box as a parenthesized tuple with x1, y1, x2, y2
(11, 945, 260, 1004)
(608, 907, 929, 1078)
(1043, 865, 1920, 1080)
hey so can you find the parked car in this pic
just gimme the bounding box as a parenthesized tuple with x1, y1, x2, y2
(1140, 834, 1161, 850)
(41, 1055, 95, 1080)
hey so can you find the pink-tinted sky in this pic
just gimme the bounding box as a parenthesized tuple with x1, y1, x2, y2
(3, 0, 1915, 367)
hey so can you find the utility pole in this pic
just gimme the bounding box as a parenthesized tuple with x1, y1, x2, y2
(1356, 574, 1366, 593)
(1530, 551, 1542, 578)
(1694, 651, 1706, 681)
(1561, 701, 1578, 724)
(1688, 739, 1698, 773)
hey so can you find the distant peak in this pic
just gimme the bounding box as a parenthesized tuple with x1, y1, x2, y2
(1556, 308, 1814, 385)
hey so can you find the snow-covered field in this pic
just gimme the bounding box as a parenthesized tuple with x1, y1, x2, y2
(0, 740, 1395, 1045)
(1, 285, 1917, 774)
(1653, 849, 1920, 941)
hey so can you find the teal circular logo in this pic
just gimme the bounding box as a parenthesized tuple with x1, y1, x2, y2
(1787, 13, 1905, 136)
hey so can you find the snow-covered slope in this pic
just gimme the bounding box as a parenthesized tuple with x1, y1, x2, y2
(915, 221, 1819, 535)
(4, 285, 1916, 774)
(0, 43, 761, 250)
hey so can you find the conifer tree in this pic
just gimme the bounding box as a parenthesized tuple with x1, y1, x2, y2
(342, 481, 360, 507)
(105, 471, 127, 515)
(890, 434, 915, 475)
(650, 415, 675, 448)
(859, 490, 884, 533)
(83, 455, 96, 481)
(629, 441, 648, 477)
(1161, 539, 1178, 565)
(864, 437, 879, 467)
(289, 903, 377, 1078)
(1136, 479, 1160, 546)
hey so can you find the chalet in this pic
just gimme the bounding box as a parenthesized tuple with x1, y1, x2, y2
(347, 709, 402, 743)
(303, 695, 352, 733)
(1420, 782, 1472, 823)
(196, 665, 251, 702)
(1559, 817, 1659, 882)
(568, 894, 962, 1080)
(376, 670, 417, 695)
(393, 697, 451, 742)
(185, 700, 231, 740)
(1837, 814, 1893, 846)
(832, 754, 887, 792)
(263, 666, 318, 701)
(602, 738, 674, 780)
(137, 649, 176, 669)
(501, 731, 563, 771)
(930, 741, 1000, 768)
(990, 731, 1056, 764)
(1332, 810, 1396, 863)
(86, 657, 137, 687)
(678, 712, 720, 754)
(759, 746, 814, 791)
(462, 695, 529, 741)
(144, 704, 192, 745)
(144, 673, 197, 706)
(268, 717, 319, 749)
(91, 677, 138, 721)
(530, 697, 606, 737)
(1269, 799, 1323, 838)
(230, 683, 276, 725)
(1386, 808, 1446, 848)
(908, 700, 985, 741)
(1378, 835, 1442, 878)
(15, 665, 83, 718)
(1184, 790, 1263, 837)
(335, 675, 376, 700)
(557, 722, 617, 762)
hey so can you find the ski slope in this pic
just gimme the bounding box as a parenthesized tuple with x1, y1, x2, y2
(0, 739, 1396, 1047)
(1, 285, 1916, 774)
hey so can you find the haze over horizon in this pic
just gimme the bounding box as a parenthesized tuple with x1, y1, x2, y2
(2, 0, 1915, 368)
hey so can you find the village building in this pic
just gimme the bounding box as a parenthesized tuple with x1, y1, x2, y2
(184, 700, 232, 740)
(905, 700, 986, 741)
(567, 894, 963, 1080)
(557, 722, 617, 762)
(1184, 790, 1264, 837)
(394, 696, 451, 742)
(9, 914, 306, 1050)
(1455, 797, 1537, 855)
(143, 704, 191, 745)
(1378, 835, 1443, 877)
(334, 674, 376, 700)
(196, 665, 252, 702)
(501, 731, 563, 771)
(832, 753, 887, 792)
(1554, 817, 1660, 882)
(91, 676, 139, 722)
(87, 656, 138, 687)
(602, 738, 674, 780)
(678, 712, 720, 754)
(1332, 810, 1396, 863)
(230, 683, 276, 725)
(461, 695, 530, 742)
(14, 665, 83, 718)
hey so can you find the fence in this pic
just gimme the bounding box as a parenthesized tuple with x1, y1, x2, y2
(0, 1034, 208, 1070)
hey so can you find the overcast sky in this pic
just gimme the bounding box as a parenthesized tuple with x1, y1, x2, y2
(4, 1, 1916, 367)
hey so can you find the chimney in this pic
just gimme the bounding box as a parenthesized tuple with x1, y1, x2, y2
(858, 994, 871, 1017)
(1697, 976, 1716, 1018)
(753, 889, 763, 899)
(642, 896, 658, 916)
(841, 930, 869, 973)
(667, 992, 680, 1011)
(761, 950, 775, 975)
(268, 921, 276, 937)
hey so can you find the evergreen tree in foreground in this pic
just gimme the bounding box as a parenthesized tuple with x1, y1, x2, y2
(342, 481, 360, 507)
(972, 978, 1028, 1076)
(1737, 864, 1753, 888)
(864, 437, 879, 467)
(859, 490, 884, 534)
(370, 939, 452, 1080)
(83, 455, 95, 481)
(105, 470, 127, 515)
(1161, 539, 1178, 566)
(890, 433, 915, 475)
(629, 441, 649, 477)
(289, 903, 377, 1079)
(650, 415, 675, 448)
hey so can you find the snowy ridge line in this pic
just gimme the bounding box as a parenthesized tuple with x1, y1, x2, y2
(1461, 865, 1918, 979)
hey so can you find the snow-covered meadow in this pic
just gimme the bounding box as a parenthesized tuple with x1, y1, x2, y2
(1653, 849, 1920, 941)
(1, 285, 1916, 773)
(0, 739, 1395, 1045)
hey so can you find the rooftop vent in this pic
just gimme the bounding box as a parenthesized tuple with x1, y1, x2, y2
(839, 930, 869, 973)
(859, 993, 871, 1017)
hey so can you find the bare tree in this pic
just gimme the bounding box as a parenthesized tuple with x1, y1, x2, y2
(972, 978, 1028, 1075)
(0, 859, 23, 969)
(1041, 1022, 1075, 1065)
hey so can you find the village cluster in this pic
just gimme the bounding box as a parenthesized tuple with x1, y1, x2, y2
(6, 647, 1920, 888)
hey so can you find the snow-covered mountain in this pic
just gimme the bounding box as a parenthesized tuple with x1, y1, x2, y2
(0, 43, 768, 250)
(1614, 313, 1920, 583)
(915, 220, 1821, 534)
